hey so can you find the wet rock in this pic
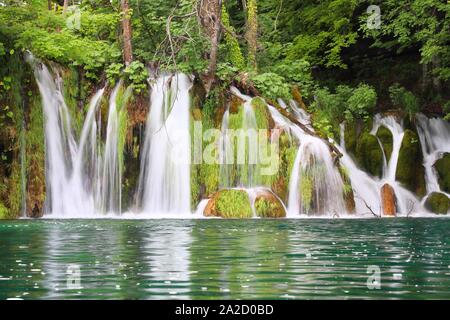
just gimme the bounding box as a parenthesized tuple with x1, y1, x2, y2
(424, 192, 449, 215)
(254, 190, 286, 218)
(376, 125, 393, 162)
(338, 165, 355, 214)
(434, 153, 450, 193)
(396, 129, 426, 197)
(381, 183, 396, 216)
(356, 132, 383, 177)
(204, 189, 252, 218)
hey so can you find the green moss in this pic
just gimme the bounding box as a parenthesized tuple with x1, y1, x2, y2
(355, 132, 383, 177)
(0, 202, 9, 219)
(255, 196, 285, 218)
(344, 122, 357, 155)
(300, 170, 313, 213)
(25, 94, 46, 216)
(338, 164, 355, 213)
(396, 129, 426, 196)
(216, 189, 252, 218)
(434, 153, 450, 193)
(221, 4, 245, 70)
(251, 97, 270, 130)
(376, 125, 393, 162)
(424, 192, 449, 214)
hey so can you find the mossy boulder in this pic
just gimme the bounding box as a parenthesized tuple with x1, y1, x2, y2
(338, 165, 355, 213)
(355, 132, 383, 177)
(434, 153, 450, 193)
(254, 190, 286, 218)
(204, 189, 253, 218)
(396, 129, 426, 197)
(424, 192, 449, 214)
(376, 126, 393, 162)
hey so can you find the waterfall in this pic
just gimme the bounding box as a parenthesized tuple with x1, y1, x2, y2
(28, 54, 107, 216)
(137, 74, 192, 215)
(266, 104, 346, 216)
(219, 87, 259, 188)
(339, 115, 425, 215)
(101, 83, 123, 213)
(371, 115, 405, 181)
(416, 113, 450, 198)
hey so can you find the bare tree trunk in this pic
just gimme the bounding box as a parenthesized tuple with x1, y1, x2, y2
(199, 0, 222, 94)
(48, 0, 52, 10)
(245, 0, 258, 71)
(121, 0, 133, 66)
(63, 0, 69, 12)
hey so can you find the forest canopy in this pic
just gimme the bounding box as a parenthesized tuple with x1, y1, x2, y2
(0, 0, 449, 120)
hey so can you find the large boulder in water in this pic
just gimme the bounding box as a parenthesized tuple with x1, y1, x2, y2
(424, 192, 449, 214)
(434, 153, 450, 193)
(381, 183, 396, 216)
(355, 132, 383, 177)
(254, 190, 286, 218)
(204, 189, 253, 218)
(376, 126, 393, 162)
(396, 129, 426, 197)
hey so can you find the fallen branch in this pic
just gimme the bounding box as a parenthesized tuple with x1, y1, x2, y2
(355, 195, 381, 218)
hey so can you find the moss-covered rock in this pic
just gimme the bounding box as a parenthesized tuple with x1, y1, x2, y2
(251, 97, 274, 130)
(434, 153, 450, 193)
(376, 125, 393, 162)
(254, 190, 286, 218)
(338, 165, 355, 213)
(271, 131, 297, 203)
(424, 192, 449, 214)
(396, 129, 426, 197)
(355, 132, 383, 177)
(204, 189, 252, 218)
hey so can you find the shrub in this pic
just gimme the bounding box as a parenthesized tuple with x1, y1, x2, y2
(389, 83, 420, 118)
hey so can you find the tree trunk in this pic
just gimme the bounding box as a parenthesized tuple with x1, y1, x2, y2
(63, 0, 69, 12)
(48, 0, 52, 10)
(199, 0, 222, 94)
(245, 0, 258, 71)
(121, 0, 133, 66)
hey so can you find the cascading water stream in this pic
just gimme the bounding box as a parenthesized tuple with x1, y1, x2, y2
(101, 83, 123, 214)
(416, 113, 450, 198)
(137, 74, 192, 215)
(219, 87, 260, 188)
(339, 115, 426, 215)
(266, 103, 346, 216)
(28, 54, 112, 216)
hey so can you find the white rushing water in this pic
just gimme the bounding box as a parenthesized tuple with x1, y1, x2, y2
(27, 54, 132, 217)
(101, 82, 123, 214)
(137, 74, 192, 215)
(339, 115, 427, 215)
(266, 101, 346, 216)
(219, 87, 259, 188)
(416, 113, 450, 198)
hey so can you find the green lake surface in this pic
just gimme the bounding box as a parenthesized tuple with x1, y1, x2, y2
(0, 218, 449, 299)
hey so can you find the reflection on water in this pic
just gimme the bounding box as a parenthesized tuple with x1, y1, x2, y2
(0, 219, 449, 299)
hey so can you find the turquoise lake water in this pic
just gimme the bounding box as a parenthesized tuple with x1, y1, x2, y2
(0, 218, 449, 299)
